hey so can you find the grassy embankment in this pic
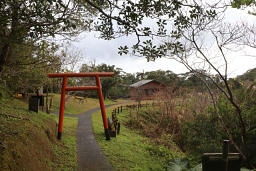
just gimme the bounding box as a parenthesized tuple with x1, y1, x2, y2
(0, 95, 78, 170)
(92, 104, 185, 170)
(0, 92, 126, 170)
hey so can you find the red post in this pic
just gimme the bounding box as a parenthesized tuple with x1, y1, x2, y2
(58, 76, 67, 139)
(95, 75, 110, 140)
(48, 72, 114, 140)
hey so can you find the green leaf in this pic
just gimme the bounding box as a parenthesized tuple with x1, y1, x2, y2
(167, 163, 184, 171)
(241, 168, 252, 171)
(167, 158, 190, 171)
(191, 164, 202, 171)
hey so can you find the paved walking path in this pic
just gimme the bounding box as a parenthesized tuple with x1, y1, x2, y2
(52, 105, 114, 171)
(76, 106, 113, 171)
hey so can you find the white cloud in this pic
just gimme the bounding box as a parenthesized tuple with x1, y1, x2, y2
(69, 5, 256, 77)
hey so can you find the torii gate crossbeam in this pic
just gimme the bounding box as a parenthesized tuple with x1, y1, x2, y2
(48, 72, 114, 140)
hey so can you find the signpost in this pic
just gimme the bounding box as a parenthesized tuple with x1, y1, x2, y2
(48, 72, 114, 140)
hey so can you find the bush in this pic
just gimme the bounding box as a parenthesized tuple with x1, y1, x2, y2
(178, 113, 223, 155)
(0, 83, 11, 100)
(177, 87, 256, 167)
(126, 86, 256, 168)
(218, 88, 256, 167)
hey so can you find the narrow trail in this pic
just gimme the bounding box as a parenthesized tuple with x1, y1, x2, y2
(76, 105, 113, 171)
(52, 104, 114, 171)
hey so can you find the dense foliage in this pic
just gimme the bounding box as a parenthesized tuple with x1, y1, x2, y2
(0, 0, 97, 71)
(125, 73, 256, 168)
(0, 0, 100, 94)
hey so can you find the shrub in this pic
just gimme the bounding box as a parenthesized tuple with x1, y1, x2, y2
(177, 112, 223, 155)
(126, 85, 256, 168)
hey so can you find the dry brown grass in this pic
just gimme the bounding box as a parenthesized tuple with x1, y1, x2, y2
(125, 86, 213, 148)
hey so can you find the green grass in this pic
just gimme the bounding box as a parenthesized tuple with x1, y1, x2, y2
(52, 94, 123, 114)
(92, 106, 185, 170)
(50, 115, 78, 170)
(0, 97, 78, 170)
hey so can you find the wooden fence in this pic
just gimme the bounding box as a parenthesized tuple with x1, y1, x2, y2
(109, 102, 158, 136)
(111, 102, 157, 115)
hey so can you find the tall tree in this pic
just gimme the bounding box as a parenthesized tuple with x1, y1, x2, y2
(144, 70, 178, 85)
(3, 41, 62, 93)
(94, 64, 121, 99)
(78, 63, 122, 99)
(231, 0, 256, 9)
(83, 0, 255, 166)
(0, 0, 96, 72)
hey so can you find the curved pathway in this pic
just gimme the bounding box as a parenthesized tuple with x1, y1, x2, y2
(53, 105, 114, 171)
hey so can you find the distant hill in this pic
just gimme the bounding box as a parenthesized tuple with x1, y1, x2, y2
(237, 68, 256, 82)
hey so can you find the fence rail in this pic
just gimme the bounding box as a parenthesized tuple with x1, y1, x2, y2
(111, 102, 157, 115)
(110, 102, 158, 137)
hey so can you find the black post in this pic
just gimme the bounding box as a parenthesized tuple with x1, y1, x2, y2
(105, 129, 110, 140)
(57, 132, 62, 140)
(223, 140, 229, 159)
(223, 140, 229, 171)
(29, 96, 39, 113)
(117, 123, 120, 134)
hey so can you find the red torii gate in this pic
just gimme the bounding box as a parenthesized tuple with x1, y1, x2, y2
(48, 72, 114, 140)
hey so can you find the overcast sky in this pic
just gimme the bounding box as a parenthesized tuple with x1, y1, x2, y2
(70, 4, 256, 77)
